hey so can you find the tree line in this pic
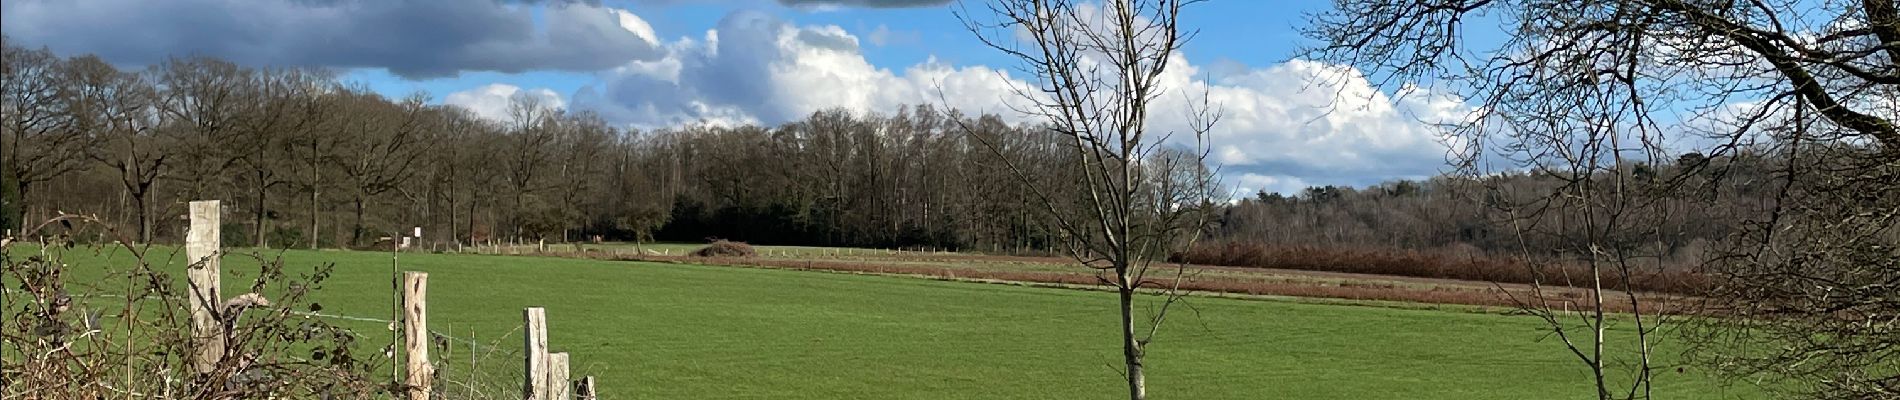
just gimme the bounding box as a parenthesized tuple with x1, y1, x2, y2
(1210, 152, 1783, 268)
(2, 38, 1104, 251)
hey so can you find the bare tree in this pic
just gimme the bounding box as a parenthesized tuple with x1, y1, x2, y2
(1469, 112, 1680, 400)
(1306, 0, 1898, 397)
(1, 39, 86, 233)
(955, 1, 1219, 398)
(428, 106, 487, 246)
(231, 67, 330, 248)
(286, 85, 345, 249)
(1691, 105, 1900, 399)
(155, 56, 251, 201)
(501, 94, 560, 241)
(67, 56, 163, 243)
(333, 90, 432, 246)
(552, 111, 615, 243)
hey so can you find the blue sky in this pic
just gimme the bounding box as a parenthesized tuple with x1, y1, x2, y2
(2, 0, 1476, 195)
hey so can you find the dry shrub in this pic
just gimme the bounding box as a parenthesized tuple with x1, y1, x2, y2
(690, 240, 757, 257)
(4, 215, 535, 400)
(1170, 241, 1707, 294)
(2, 215, 386, 399)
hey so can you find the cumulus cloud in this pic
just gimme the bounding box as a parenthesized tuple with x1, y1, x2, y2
(1185, 61, 1472, 193)
(444, 84, 568, 123)
(569, 10, 1476, 194)
(573, 10, 1025, 128)
(0, 0, 664, 78)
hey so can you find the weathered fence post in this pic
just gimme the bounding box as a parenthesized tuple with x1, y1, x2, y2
(576, 376, 597, 400)
(186, 200, 224, 374)
(403, 272, 433, 400)
(548, 352, 571, 400)
(524, 307, 550, 400)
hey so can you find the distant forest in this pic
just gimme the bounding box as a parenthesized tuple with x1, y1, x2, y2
(2, 40, 1774, 259)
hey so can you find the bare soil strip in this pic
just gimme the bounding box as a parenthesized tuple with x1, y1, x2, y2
(520, 249, 1690, 314)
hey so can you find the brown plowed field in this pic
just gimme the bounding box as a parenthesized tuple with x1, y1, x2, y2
(514, 248, 1695, 314)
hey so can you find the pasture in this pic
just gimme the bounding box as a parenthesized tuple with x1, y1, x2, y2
(36, 245, 1763, 399)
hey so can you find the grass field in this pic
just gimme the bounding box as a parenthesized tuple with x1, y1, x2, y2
(24, 245, 1765, 399)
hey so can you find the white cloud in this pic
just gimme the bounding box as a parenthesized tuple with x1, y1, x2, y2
(444, 84, 566, 123)
(612, 8, 663, 47)
(574, 10, 1029, 130)
(569, 10, 1477, 194)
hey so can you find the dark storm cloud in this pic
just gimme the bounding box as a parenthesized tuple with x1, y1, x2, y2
(777, 0, 952, 8)
(0, 0, 664, 78)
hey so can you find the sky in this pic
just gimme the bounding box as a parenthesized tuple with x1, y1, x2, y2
(0, 0, 1482, 195)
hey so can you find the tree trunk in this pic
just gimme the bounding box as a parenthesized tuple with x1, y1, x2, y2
(448, 189, 459, 246)
(308, 137, 322, 250)
(1119, 274, 1146, 400)
(351, 195, 365, 247)
(14, 180, 31, 235)
(309, 187, 320, 249)
(132, 191, 151, 244)
(254, 175, 269, 248)
(511, 192, 523, 243)
(467, 198, 478, 245)
(1591, 258, 1609, 400)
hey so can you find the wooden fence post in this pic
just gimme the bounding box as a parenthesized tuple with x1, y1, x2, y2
(548, 352, 571, 400)
(524, 307, 550, 400)
(186, 200, 223, 374)
(576, 376, 597, 400)
(403, 272, 433, 400)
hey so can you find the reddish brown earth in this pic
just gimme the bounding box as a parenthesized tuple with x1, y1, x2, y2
(526, 249, 1692, 314)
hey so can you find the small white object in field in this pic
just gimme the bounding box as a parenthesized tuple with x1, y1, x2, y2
(224, 292, 272, 311)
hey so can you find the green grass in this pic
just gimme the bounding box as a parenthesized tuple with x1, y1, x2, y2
(18, 245, 1764, 399)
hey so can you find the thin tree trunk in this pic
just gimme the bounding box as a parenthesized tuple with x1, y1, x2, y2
(308, 136, 322, 250)
(15, 181, 31, 235)
(133, 191, 151, 244)
(254, 175, 269, 248)
(1591, 258, 1608, 400)
(309, 186, 320, 249)
(352, 195, 366, 247)
(511, 192, 522, 242)
(448, 184, 459, 246)
(1119, 274, 1146, 400)
(118, 188, 129, 238)
(467, 198, 478, 245)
